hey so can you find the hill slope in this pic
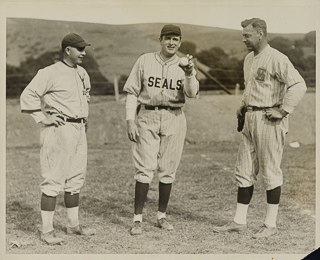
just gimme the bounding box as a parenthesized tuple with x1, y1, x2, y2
(6, 18, 306, 81)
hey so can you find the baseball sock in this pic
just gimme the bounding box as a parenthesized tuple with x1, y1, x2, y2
(264, 204, 279, 228)
(264, 186, 281, 227)
(158, 182, 172, 216)
(41, 211, 55, 234)
(233, 203, 249, 225)
(65, 192, 80, 228)
(40, 193, 57, 233)
(134, 181, 149, 217)
(233, 186, 254, 225)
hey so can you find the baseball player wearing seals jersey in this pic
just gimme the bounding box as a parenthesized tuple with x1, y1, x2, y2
(20, 33, 95, 245)
(124, 24, 199, 235)
(212, 18, 307, 238)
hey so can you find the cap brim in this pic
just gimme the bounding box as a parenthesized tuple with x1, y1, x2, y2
(161, 31, 181, 36)
(73, 41, 91, 48)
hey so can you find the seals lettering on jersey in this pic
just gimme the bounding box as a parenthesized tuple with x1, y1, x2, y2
(148, 77, 182, 91)
(256, 68, 267, 82)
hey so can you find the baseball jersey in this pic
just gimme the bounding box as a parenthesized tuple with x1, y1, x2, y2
(20, 61, 91, 119)
(123, 52, 199, 107)
(243, 45, 306, 113)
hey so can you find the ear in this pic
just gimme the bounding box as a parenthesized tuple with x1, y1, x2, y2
(65, 47, 71, 55)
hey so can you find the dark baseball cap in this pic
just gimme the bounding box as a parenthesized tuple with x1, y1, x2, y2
(160, 24, 181, 37)
(61, 33, 91, 50)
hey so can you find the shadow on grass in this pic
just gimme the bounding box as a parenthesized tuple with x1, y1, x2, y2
(80, 195, 134, 229)
(6, 201, 40, 232)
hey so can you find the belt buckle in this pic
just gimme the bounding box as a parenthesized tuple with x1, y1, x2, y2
(247, 106, 253, 112)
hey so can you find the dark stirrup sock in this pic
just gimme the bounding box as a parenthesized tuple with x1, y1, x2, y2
(64, 192, 80, 208)
(267, 186, 281, 204)
(158, 182, 172, 213)
(134, 181, 149, 215)
(41, 193, 57, 211)
(237, 185, 254, 205)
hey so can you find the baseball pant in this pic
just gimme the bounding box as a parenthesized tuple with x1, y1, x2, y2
(235, 110, 288, 190)
(132, 106, 187, 184)
(39, 122, 87, 196)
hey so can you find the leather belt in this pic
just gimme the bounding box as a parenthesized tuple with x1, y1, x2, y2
(246, 106, 279, 112)
(65, 118, 86, 123)
(144, 105, 180, 110)
(54, 114, 86, 123)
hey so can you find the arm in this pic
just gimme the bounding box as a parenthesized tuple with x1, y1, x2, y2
(30, 111, 66, 127)
(125, 93, 139, 142)
(180, 55, 199, 98)
(266, 58, 307, 119)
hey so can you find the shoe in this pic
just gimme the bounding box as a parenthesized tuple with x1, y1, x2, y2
(156, 218, 174, 231)
(66, 224, 95, 236)
(130, 221, 142, 235)
(253, 224, 278, 238)
(212, 221, 247, 233)
(40, 230, 64, 245)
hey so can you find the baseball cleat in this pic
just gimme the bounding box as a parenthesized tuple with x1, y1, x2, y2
(130, 221, 142, 235)
(156, 218, 174, 231)
(253, 224, 278, 238)
(66, 224, 95, 236)
(212, 221, 247, 233)
(40, 230, 64, 245)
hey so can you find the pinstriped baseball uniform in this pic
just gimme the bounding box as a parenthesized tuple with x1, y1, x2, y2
(235, 45, 306, 190)
(20, 61, 91, 196)
(124, 52, 199, 184)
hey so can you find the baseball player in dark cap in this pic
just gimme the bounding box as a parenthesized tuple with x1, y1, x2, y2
(123, 24, 199, 235)
(212, 18, 306, 238)
(20, 33, 95, 245)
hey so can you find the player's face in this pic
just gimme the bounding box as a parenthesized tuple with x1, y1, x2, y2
(67, 46, 87, 65)
(242, 25, 261, 52)
(160, 34, 181, 58)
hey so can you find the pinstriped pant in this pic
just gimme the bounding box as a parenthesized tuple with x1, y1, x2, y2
(132, 106, 187, 184)
(235, 110, 288, 190)
(39, 123, 87, 196)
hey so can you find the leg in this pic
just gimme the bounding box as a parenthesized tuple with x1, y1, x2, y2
(130, 108, 160, 235)
(253, 186, 281, 238)
(213, 116, 257, 233)
(40, 193, 64, 245)
(252, 113, 287, 238)
(234, 185, 254, 225)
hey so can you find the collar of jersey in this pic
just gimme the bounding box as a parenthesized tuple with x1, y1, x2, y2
(156, 52, 179, 66)
(61, 60, 77, 68)
(254, 44, 270, 58)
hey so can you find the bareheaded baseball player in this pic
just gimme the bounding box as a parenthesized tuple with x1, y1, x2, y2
(212, 18, 307, 238)
(123, 24, 199, 235)
(20, 33, 95, 245)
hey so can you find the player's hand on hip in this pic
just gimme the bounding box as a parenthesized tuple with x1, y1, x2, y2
(265, 107, 288, 120)
(127, 120, 139, 142)
(40, 115, 66, 127)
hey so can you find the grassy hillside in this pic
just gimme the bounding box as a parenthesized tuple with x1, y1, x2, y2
(6, 18, 306, 81)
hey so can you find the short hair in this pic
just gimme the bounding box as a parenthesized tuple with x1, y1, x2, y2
(241, 18, 267, 35)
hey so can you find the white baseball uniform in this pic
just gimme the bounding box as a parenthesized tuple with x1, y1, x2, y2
(235, 45, 306, 190)
(20, 61, 91, 196)
(124, 52, 199, 184)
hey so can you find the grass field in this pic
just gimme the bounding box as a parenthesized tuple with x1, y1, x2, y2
(5, 94, 316, 257)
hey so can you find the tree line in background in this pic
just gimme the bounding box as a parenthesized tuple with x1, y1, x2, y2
(179, 31, 316, 90)
(6, 31, 315, 97)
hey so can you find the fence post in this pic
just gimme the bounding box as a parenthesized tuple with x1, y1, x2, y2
(235, 83, 240, 95)
(114, 76, 119, 101)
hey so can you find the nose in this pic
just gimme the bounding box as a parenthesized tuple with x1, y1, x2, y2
(169, 38, 175, 45)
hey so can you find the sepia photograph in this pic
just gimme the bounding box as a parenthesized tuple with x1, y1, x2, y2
(2, 0, 318, 259)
